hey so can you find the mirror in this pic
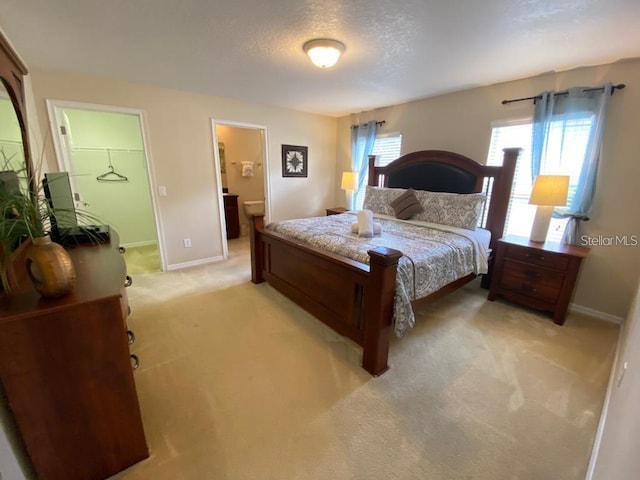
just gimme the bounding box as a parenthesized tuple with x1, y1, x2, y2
(0, 31, 33, 193)
(0, 81, 29, 192)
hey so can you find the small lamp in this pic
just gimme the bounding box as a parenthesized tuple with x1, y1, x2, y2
(341, 171, 358, 210)
(303, 39, 345, 68)
(528, 175, 569, 243)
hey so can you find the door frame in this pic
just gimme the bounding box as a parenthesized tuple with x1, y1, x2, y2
(46, 99, 167, 271)
(210, 119, 270, 259)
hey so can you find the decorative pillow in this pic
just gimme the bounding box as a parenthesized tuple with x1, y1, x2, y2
(413, 191, 486, 230)
(362, 186, 405, 216)
(389, 188, 424, 220)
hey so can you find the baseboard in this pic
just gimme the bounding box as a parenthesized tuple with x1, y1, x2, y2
(584, 317, 624, 479)
(166, 255, 224, 271)
(569, 303, 624, 324)
(121, 240, 157, 248)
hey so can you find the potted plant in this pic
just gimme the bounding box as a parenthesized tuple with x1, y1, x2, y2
(0, 177, 77, 297)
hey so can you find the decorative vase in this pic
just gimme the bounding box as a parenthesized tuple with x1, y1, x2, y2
(24, 235, 77, 298)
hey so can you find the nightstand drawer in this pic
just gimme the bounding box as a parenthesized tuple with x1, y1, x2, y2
(506, 244, 569, 270)
(500, 259, 564, 303)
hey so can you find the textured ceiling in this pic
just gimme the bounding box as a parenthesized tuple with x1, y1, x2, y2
(2, 0, 639, 117)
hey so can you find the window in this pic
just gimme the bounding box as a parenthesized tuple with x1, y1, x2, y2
(354, 133, 402, 209)
(487, 117, 593, 242)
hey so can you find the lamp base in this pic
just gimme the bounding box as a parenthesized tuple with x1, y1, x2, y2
(345, 190, 354, 211)
(530, 205, 553, 243)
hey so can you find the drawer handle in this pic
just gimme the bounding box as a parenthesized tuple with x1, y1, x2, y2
(524, 270, 541, 279)
(124, 275, 133, 287)
(521, 283, 537, 293)
(127, 330, 136, 345)
(525, 253, 545, 261)
(119, 246, 127, 254)
(130, 354, 140, 370)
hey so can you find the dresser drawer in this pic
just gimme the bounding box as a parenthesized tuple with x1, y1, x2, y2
(505, 244, 569, 270)
(500, 259, 565, 303)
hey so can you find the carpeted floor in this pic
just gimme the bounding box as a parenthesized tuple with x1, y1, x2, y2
(111, 237, 618, 480)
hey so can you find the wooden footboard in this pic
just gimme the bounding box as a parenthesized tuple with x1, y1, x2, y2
(249, 213, 401, 376)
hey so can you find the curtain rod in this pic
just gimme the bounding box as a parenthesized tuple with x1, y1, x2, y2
(351, 120, 386, 129)
(501, 83, 626, 105)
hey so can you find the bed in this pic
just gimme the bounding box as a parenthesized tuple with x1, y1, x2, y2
(249, 149, 519, 376)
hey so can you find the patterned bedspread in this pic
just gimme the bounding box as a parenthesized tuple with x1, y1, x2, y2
(268, 211, 489, 337)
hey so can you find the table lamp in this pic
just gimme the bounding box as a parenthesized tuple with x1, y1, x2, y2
(528, 175, 569, 243)
(341, 171, 358, 210)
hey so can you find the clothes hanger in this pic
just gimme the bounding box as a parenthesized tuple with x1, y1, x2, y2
(96, 151, 128, 182)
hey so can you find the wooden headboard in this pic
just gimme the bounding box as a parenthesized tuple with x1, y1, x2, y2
(367, 148, 520, 251)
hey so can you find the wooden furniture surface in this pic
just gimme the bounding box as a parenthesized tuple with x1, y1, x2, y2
(223, 194, 240, 239)
(250, 149, 520, 375)
(487, 235, 589, 325)
(326, 207, 348, 216)
(0, 234, 148, 480)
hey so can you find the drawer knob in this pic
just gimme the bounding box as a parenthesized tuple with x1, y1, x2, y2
(521, 283, 537, 293)
(130, 354, 140, 370)
(127, 330, 136, 345)
(124, 275, 133, 287)
(525, 253, 545, 261)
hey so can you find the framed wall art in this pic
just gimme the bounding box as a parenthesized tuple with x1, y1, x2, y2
(281, 144, 308, 177)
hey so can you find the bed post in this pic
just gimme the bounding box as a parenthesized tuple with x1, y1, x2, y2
(249, 213, 265, 284)
(362, 246, 403, 376)
(485, 147, 519, 251)
(481, 147, 520, 288)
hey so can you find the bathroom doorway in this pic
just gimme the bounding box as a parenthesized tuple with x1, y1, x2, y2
(47, 100, 165, 273)
(211, 120, 269, 259)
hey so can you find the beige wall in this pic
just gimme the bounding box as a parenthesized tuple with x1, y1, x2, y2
(588, 278, 640, 479)
(336, 58, 640, 318)
(29, 69, 337, 268)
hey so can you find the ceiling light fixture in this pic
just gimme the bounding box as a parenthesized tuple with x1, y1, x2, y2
(303, 38, 345, 68)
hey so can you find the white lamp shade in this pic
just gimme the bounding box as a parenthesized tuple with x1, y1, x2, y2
(341, 171, 358, 191)
(303, 39, 345, 68)
(529, 175, 570, 206)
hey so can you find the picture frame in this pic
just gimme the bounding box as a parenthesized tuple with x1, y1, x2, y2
(281, 144, 308, 177)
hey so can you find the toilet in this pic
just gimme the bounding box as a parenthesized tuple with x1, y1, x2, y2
(242, 200, 265, 221)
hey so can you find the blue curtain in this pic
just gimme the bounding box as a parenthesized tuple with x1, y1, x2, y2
(350, 121, 378, 210)
(530, 84, 612, 244)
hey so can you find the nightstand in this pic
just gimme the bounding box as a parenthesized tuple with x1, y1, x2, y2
(487, 235, 589, 325)
(326, 207, 348, 216)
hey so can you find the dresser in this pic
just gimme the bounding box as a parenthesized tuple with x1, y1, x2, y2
(0, 233, 148, 480)
(488, 235, 589, 325)
(224, 194, 240, 239)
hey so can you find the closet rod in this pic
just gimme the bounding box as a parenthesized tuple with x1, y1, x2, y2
(501, 83, 626, 105)
(71, 147, 144, 153)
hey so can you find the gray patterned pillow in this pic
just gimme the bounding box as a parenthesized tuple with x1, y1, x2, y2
(362, 186, 405, 216)
(413, 191, 486, 230)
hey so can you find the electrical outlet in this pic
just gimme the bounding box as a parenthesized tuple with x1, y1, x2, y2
(183, 238, 192, 248)
(158, 185, 167, 196)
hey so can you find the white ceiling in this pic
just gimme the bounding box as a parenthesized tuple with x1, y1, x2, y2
(2, 0, 639, 117)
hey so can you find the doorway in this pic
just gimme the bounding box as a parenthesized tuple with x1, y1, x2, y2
(47, 100, 165, 273)
(211, 120, 269, 258)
